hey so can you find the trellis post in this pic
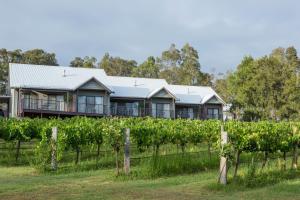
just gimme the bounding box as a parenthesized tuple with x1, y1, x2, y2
(124, 128, 130, 175)
(219, 125, 228, 185)
(51, 127, 58, 171)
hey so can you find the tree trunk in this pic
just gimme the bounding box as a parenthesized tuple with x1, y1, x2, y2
(292, 144, 298, 170)
(15, 140, 21, 163)
(283, 151, 286, 170)
(261, 151, 268, 169)
(181, 144, 185, 154)
(233, 150, 241, 178)
(75, 147, 80, 165)
(208, 141, 211, 160)
(97, 143, 101, 158)
(155, 145, 160, 157)
(115, 150, 119, 176)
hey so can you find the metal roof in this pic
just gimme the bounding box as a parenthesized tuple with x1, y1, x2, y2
(9, 63, 108, 91)
(9, 63, 225, 105)
(166, 84, 225, 105)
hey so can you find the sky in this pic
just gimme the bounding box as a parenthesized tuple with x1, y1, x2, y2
(1, 0, 300, 75)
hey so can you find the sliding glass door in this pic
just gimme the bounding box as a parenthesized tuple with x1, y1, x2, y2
(78, 96, 103, 114)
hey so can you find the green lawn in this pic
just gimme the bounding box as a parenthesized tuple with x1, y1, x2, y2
(1, 166, 300, 200)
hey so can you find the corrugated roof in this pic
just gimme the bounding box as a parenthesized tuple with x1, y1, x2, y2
(166, 85, 225, 105)
(104, 76, 169, 98)
(9, 63, 225, 104)
(9, 63, 108, 91)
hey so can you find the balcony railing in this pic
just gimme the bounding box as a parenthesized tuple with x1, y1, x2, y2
(21, 98, 109, 115)
(20, 97, 223, 120)
(111, 105, 175, 119)
(176, 110, 195, 119)
(111, 105, 140, 117)
(207, 114, 223, 120)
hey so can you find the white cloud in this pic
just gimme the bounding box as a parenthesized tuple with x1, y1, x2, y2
(0, 0, 300, 73)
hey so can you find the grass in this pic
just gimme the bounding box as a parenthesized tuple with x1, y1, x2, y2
(1, 165, 300, 200)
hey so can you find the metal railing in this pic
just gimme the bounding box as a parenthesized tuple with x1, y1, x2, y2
(111, 106, 176, 118)
(176, 110, 195, 119)
(77, 103, 109, 115)
(20, 97, 223, 120)
(207, 114, 223, 120)
(22, 98, 109, 115)
(110, 105, 140, 117)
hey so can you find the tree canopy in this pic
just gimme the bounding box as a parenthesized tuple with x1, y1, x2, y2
(0, 48, 58, 93)
(218, 46, 300, 121)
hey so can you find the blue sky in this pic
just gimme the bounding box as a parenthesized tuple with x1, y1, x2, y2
(1, 0, 300, 74)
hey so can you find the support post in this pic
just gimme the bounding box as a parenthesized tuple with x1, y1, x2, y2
(124, 128, 130, 175)
(219, 125, 228, 185)
(51, 127, 58, 171)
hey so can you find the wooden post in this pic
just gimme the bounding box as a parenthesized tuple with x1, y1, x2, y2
(51, 127, 58, 171)
(124, 128, 130, 175)
(219, 125, 228, 185)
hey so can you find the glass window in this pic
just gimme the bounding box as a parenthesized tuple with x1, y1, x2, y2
(188, 108, 194, 119)
(48, 95, 56, 111)
(23, 94, 30, 109)
(125, 102, 139, 116)
(207, 108, 219, 119)
(78, 96, 86, 113)
(152, 103, 170, 118)
(152, 103, 156, 117)
(78, 96, 103, 114)
(56, 95, 64, 111)
(95, 97, 103, 114)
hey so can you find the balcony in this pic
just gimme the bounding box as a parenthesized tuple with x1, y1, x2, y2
(110, 105, 175, 119)
(176, 110, 195, 119)
(21, 98, 109, 116)
(207, 114, 223, 120)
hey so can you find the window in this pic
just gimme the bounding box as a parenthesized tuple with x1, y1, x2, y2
(207, 108, 219, 119)
(78, 96, 103, 114)
(177, 107, 194, 119)
(23, 94, 31, 109)
(23, 94, 37, 109)
(48, 95, 56, 111)
(126, 102, 139, 116)
(56, 95, 64, 111)
(78, 96, 86, 113)
(110, 102, 139, 116)
(152, 103, 170, 118)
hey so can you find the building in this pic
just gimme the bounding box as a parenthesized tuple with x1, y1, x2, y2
(7, 63, 225, 119)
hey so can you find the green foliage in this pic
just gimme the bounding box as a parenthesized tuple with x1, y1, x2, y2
(70, 56, 97, 68)
(2, 117, 300, 176)
(224, 46, 300, 120)
(0, 48, 58, 93)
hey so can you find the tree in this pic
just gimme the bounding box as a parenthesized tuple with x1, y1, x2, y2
(157, 44, 181, 84)
(70, 56, 97, 68)
(133, 56, 159, 78)
(98, 53, 137, 76)
(157, 43, 212, 85)
(0, 49, 22, 93)
(226, 46, 300, 120)
(280, 47, 300, 119)
(0, 48, 58, 94)
(179, 43, 212, 86)
(22, 49, 58, 66)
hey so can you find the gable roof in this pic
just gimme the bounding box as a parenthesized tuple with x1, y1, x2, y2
(74, 77, 112, 92)
(104, 76, 169, 99)
(8, 63, 225, 104)
(146, 86, 177, 99)
(166, 85, 225, 105)
(9, 63, 109, 91)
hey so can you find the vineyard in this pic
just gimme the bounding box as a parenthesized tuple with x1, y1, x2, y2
(0, 117, 300, 181)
